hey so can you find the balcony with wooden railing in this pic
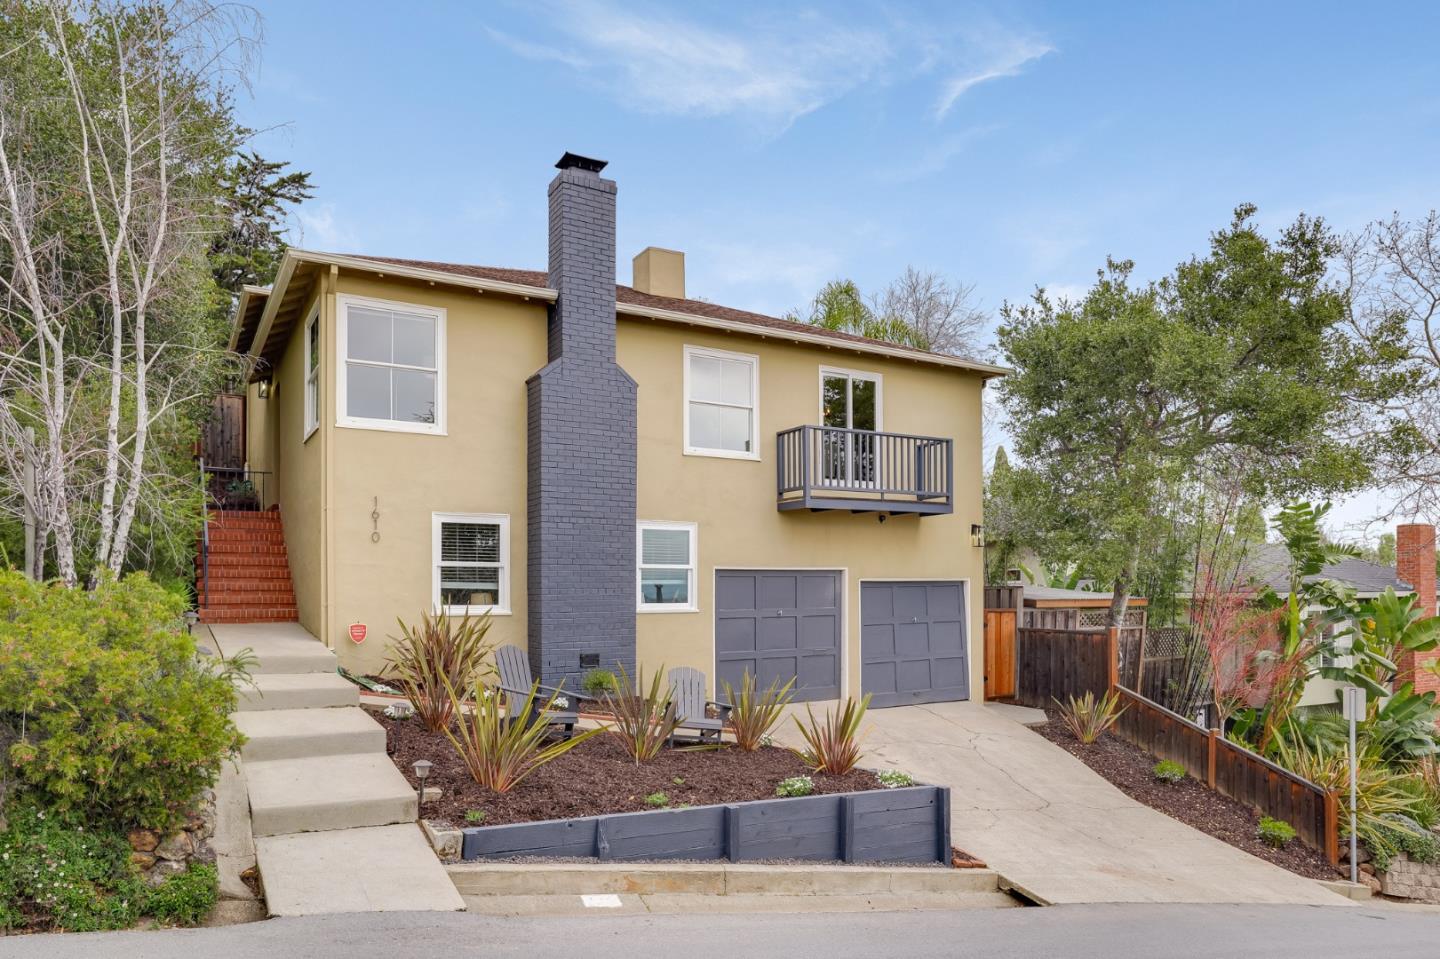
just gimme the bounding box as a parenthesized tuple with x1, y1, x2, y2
(775, 425, 953, 516)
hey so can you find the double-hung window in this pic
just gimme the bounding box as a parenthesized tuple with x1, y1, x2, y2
(684, 345, 758, 459)
(337, 295, 445, 434)
(303, 307, 319, 438)
(637, 521, 697, 612)
(433, 513, 509, 614)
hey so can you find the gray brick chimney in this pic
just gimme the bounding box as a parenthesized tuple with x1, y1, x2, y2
(526, 153, 638, 688)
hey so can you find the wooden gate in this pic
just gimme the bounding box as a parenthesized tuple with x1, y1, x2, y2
(983, 609, 1017, 699)
(201, 393, 246, 469)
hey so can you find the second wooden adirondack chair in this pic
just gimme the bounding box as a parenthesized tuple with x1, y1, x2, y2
(668, 666, 733, 745)
(493, 644, 594, 739)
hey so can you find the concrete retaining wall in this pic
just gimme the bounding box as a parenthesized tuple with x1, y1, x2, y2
(460, 785, 951, 864)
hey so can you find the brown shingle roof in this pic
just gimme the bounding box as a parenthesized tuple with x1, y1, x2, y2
(340, 254, 999, 373)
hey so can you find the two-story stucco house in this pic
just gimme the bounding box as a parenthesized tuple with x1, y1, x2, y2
(205, 153, 1004, 708)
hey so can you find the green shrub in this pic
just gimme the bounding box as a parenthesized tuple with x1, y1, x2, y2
(1369, 814, 1440, 872)
(792, 696, 870, 775)
(1153, 760, 1186, 784)
(1257, 816, 1297, 848)
(464, 809, 486, 824)
(877, 770, 915, 788)
(0, 804, 145, 932)
(775, 775, 814, 798)
(0, 572, 245, 832)
(643, 791, 669, 808)
(145, 863, 217, 927)
(581, 668, 619, 696)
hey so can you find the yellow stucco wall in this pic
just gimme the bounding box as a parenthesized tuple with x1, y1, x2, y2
(268, 283, 325, 639)
(323, 275, 545, 672)
(619, 321, 986, 701)
(265, 272, 988, 698)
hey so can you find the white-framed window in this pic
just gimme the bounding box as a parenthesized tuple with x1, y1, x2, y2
(337, 294, 446, 435)
(432, 513, 509, 615)
(303, 306, 320, 439)
(683, 345, 759, 459)
(637, 521, 697, 612)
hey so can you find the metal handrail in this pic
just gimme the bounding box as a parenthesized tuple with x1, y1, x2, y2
(198, 457, 210, 611)
(201, 465, 271, 512)
(776, 424, 953, 504)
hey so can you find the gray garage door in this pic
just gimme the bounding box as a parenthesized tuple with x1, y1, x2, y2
(861, 581, 968, 708)
(716, 570, 841, 703)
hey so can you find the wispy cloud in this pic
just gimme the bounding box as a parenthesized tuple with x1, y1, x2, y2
(933, 33, 1053, 120)
(486, 2, 1050, 132)
(878, 124, 1004, 182)
(293, 203, 360, 251)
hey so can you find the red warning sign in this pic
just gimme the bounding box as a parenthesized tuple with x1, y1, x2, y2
(348, 623, 367, 644)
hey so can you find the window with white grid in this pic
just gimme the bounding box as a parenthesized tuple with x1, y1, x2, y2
(432, 513, 508, 614)
(637, 521, 697, 612)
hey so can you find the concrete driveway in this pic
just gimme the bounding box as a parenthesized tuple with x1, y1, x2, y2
(824, 701, 1347, 906)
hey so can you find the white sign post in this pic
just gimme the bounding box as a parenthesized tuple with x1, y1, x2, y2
(1342, 686, 1366, 885)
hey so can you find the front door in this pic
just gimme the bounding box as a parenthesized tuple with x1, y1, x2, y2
(820, 370, 880, 487)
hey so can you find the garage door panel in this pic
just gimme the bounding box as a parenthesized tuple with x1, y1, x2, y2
(929, 620, 964, 655)
(896, 622, 929, 656)
(758, 617, 798, 651)
(717, 661, 750, 698)
(716, 575, 756, 610)
(757, 575, 798, 610)
(927, 585, 963, 619)
(716, 617, 756, 654)
(862, 623, 894, 657)
(717, 570, 840, 704)
(861, 581, 969, 708)
(799, 574, 837, 609)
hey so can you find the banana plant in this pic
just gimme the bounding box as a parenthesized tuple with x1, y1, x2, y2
(1320, 588, 1440, 702)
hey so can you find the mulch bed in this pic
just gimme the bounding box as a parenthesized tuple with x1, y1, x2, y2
(371, 707, 883, 827)
(1035, 715, 1341, 881)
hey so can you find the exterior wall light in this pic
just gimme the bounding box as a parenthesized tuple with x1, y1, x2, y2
(256, 379, 271, 399)
(971, 524, 985, 548)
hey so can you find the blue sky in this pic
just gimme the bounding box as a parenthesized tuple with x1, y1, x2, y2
(241, 0, 1440, 539)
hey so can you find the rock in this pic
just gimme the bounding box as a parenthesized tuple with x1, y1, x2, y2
(144, 858, 186, 887)
(156, 831, 194, 861)
(191, 839, 216, 865)
(128, 828, 160, 852)
(422, 786, 442, 803)
(130, 851, 157, 870)
(1360, 862, 1376, 876)
(1364, 873, 1383, 895)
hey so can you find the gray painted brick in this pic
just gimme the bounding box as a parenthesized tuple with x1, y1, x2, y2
(528, 158, 637, 689)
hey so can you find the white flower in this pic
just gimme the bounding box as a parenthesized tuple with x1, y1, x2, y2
(552, 696, 569, 709)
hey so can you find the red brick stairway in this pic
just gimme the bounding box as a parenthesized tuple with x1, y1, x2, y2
(197, 509, 299, 623)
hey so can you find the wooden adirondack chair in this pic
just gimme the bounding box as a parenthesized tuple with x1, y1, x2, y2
(668, 666, 733, 745)
(493, 644, 593, 739)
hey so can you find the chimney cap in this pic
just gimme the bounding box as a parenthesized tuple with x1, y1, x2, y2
(556, 152, 608, 174)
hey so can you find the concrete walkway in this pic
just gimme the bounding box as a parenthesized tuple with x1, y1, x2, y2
(819, 700, 1348, 906)
(208, 623, 463, 916)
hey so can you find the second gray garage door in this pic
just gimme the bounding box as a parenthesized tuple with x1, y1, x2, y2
(861, 581, 968, 708)
(716, 570, 841, 703)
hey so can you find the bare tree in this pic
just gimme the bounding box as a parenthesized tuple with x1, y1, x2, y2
(874, 266, 988, 357)
(1341, 212, 1440, 521)
(0, 0, 255, 584)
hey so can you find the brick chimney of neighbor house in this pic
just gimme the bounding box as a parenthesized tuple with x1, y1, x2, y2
(526, 152, 638, 688)
(631, 247, 685, 299)
(1396, 523, 1439, 695)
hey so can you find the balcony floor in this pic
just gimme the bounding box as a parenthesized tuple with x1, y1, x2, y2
(777, 494, 953, 516)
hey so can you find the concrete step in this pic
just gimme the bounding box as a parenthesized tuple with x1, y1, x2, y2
(237, 672, 356, 711)
(460, 891, 1020, 916)
(234, 707, 385, 762)
(246, 753, 418, 837)
(255, 824, 464, 916)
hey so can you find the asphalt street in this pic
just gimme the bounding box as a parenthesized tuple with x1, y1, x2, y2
(2, 903, 1438, 959)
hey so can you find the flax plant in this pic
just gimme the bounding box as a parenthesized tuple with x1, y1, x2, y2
(442, 679, 601, 793)
(723, 674, 795, 752)
(1055, 690, 1127, 745)
(793, 694, 871, 775)
(382, 611, 495, 732)
(602, 664, 681, 764)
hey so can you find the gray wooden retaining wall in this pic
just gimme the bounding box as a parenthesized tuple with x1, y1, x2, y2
(460, 785, 951, 864)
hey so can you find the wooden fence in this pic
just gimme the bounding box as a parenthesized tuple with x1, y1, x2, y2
(983, 585, 1022, 610)
(1015, 628, 1116, 708)
(1111, 685, 1339, 865)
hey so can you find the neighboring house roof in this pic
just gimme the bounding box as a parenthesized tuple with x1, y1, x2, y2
(1023, 584, 1149, 608)
(1236, 542, 1412, 597)
(232, 249, 1010, 379)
